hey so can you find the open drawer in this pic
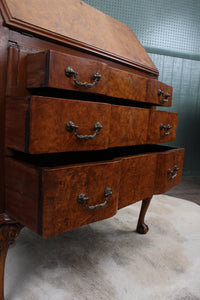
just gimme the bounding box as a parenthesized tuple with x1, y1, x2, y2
(26, 50, 172, 106)
(5, 96, 112, 153)
(5, 157, 121, 238)
(5, 145, 184, 237)
(26, 50, 110, 96)
(6, 96, 178, 154)
(26, 50, 147, 103)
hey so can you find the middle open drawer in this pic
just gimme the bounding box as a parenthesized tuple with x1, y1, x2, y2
(6, 96, 178, 154)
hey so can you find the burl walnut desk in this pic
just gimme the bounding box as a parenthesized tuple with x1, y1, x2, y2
(0, 0, 184, 298)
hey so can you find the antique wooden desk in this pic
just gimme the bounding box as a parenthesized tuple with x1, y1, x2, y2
(0, 0, 184, 298)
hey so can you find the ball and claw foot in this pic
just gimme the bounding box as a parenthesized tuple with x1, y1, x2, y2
(136, 223, 149, 234)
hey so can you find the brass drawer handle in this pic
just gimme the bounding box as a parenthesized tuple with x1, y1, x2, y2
(160, 123, 173, 136)
(65, 67, 101, 88)
(167, 165, 179, 180)
(158, 89, 171, 103)
(66, 121, 102, 140)
(77, 187, 112, 210)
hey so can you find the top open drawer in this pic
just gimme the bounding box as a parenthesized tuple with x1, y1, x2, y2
(26, 50, 172, 106)
(26, 50, 109, 96)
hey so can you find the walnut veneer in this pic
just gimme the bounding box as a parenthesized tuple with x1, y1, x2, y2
(0, 0, 184, 299)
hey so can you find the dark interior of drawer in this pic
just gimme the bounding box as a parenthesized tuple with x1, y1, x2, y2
(27, 88, 154, 108)
(10, 145, 178, 167)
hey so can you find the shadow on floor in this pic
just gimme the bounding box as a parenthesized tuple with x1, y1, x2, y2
(165, 177, 200, 205)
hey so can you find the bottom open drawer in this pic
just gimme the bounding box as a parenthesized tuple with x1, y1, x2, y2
(5, 145, 184, 238)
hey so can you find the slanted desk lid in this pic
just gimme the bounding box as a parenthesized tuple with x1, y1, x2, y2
(0, 0, 158, 75)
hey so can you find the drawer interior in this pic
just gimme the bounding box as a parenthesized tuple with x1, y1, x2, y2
(11, 144, 178, 168)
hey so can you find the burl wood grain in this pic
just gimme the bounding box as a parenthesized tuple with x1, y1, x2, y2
(26, 51, 47, 88)
(4, 147, 184, 237)
(6, 96, 111, 153)
(27, 50, 110, 95)
(0, 16, 9, 212)
(154, 148, 185, 194)
(5, 97, 29, 152)
(5, 157, 121, 238)
(147, 110, 178, 144)
(29, 97, 111, 153)
(147, 79, 173, 106)
(6, 96, 179, 154)
(107, 67, 147, 102)
(119, 154, 157, 209)
(6, 45, 19, 89)
(26, 50, 156, 104)
(42, 160, 121, 237)
(109, 105, 149, 148)
(1, 0, 158, 74)
(5, 158, 39, 232)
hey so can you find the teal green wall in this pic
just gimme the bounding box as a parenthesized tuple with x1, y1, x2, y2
(84, 0, 200, 176)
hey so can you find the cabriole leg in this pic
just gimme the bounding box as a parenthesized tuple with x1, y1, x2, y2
(0, 214, 23, 300)
(136, 197, 152, 234)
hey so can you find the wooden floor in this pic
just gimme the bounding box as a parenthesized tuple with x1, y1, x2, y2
(165, 177, 200, 205)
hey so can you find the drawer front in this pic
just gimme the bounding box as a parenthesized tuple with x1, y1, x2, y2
(5, 158, 120, 238)
(119, 153, 157, 209)
(26, 50, 170, 106)
(26, 50, 109, 95)
(5, 146, 184, 237)
(6, 96, 111, 153)
(5, 158, 39, 233)
(6, 97, 153, 154)
(148, 110, 178, 144)
(27, 51, 147, 102)
(42, 161, 120, 237)
(147, 80, 173, 106)
(154, 148, 185, 194)
(6, 96, 178, 153)
(107, 68, 147, 102)
(109, 105, 149, 147)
